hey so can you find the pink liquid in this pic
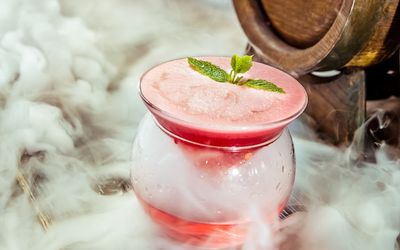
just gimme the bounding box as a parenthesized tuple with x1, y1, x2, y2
(137, 195, 287, 249)
(140, 57, 307, 147)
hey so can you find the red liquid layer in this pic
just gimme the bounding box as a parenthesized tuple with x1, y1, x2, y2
(155, 113, 285, 147)
(138, 195, 245, 249)
(137, 195, 287, 249)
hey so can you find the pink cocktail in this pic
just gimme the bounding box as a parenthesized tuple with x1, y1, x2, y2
(131, 57, 307, 249)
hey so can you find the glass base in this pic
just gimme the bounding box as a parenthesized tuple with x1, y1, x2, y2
(137, 195, 287, 249)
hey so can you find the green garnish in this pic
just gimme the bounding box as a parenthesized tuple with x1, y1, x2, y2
(188, 57, 229, 82)
(187, 55, 285, 93)
(244, 79, 285, 93)
(230, 54, 253, 84)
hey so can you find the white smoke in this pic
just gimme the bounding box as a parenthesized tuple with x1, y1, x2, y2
(281, 133, 400, 250)
(0, 0, 399, 250)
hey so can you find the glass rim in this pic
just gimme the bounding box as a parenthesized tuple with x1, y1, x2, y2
(138, 56, 308, 132)
(151, 113, 286, 151)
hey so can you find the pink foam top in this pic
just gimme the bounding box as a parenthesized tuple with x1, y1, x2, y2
(140, 57, 307, 131)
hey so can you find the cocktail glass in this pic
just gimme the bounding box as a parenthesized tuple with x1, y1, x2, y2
(131, 57, 307, 249)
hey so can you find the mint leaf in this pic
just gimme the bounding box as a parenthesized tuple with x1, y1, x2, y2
(231, 54, 253, 74)
(244, 79, 285, 93)
(188, 57, 229, 82)
(230, 54, 239, 72)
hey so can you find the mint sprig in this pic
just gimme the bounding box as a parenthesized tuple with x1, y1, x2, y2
(187, 55, 285, 93)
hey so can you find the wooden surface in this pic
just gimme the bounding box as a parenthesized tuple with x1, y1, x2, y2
(298, 69, 366, 146)
(262, 0, 342, 48)
(234, 0, 400, 74)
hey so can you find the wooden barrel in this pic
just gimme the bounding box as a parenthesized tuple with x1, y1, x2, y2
(234, 0, 400, 75)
